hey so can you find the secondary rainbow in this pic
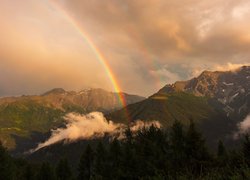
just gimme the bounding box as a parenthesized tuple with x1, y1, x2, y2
(49, 1, 130, 120)
(125, 27, 164, 90)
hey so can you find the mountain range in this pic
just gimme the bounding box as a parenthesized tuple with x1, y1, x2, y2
(0, 66, 249, 154)
(24, 66, 250, 173)
(158, 65, 250, 120)
(109, 66, 250, 147)
(0, 88, 145, 150)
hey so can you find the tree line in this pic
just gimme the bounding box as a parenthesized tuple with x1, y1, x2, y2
(1, 120, 250, 179)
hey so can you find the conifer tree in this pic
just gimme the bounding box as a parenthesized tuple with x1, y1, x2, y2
(243, 134, 250, 166)
(78, 144, 94, 180)
(23, 164, 34, 180)
(124, 126, 133, 145)
(93, 142, 107, 178)
(217, 140, 227, 158)
(110, 138, 122, 163)
(122, 127, 138, 178)
(56, 158, 72, 180)
(186, 120, 208, 160)
(37, 162, 55, 180)
(185, 120, 210, 175)
(109, 138, 123, 178)
(170, 121, 186, 160)
(170, 121, 185, 150)
(0, 142, 15, 180)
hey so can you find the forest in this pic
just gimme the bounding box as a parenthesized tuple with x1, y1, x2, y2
(1, 120, 250, 180)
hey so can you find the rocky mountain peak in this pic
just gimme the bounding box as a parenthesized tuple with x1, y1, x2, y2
(157, 66, 250, 118)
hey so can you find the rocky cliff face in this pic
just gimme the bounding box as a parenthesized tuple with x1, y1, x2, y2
(158, 66, 250, 119)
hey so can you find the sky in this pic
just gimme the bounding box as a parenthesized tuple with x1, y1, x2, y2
(0, 0, 250, 97)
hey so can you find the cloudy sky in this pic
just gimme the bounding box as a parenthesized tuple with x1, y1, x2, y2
(0, 0, 250, 97)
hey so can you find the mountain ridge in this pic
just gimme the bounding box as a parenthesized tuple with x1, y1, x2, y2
(108, 66, 250, 148)
(0, 88, 145, 150)
(157, 66, 250, 119)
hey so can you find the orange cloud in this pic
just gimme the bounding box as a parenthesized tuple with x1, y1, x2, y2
(1, 0, 250, 96)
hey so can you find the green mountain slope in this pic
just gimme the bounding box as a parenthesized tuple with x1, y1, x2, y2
(109, 92, 236, 148)
(110, 92, 212, 125)
(0, 101, 64, 149)
(109, 67, 250, 147)
(0, 88, 145, 150)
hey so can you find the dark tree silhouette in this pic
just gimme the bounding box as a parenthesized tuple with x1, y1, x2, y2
(243, 134, 250, 166)
(23, 164, 34, 180)
(37, 162, 55, 180)
(78, 144, 94, 180)
(56, 158, 72, 180)
(0, 142, 15, 180)
(1, 121, 250, 179)
(93, 142, 107, 178)
(217, 140, 227, 158)
(185, 120, 210, 175)
(169, 121, 186, 172)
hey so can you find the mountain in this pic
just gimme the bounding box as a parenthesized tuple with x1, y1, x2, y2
(0, 88, 145, 150)
(158, 66, 250, 120)
(109, 66, 250, 147)
(40, 88, 145, 112)
(1, 67, 249, 153)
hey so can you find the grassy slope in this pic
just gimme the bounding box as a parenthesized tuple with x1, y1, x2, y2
(109, 92, 213, 126)
(0, 99, 67, 149)
(0, 92, 233, 150)
(109, 92, 237, 149)
(0, 89, 145, 150)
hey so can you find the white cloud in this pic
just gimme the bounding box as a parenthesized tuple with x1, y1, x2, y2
(238, 115, 250, 133)
(30, 112, 161, 152)
(213, 63, 250, 72)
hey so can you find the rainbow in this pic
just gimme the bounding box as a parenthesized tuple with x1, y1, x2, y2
(49, 1, 130, 120)
(125, 27, 163, 90)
